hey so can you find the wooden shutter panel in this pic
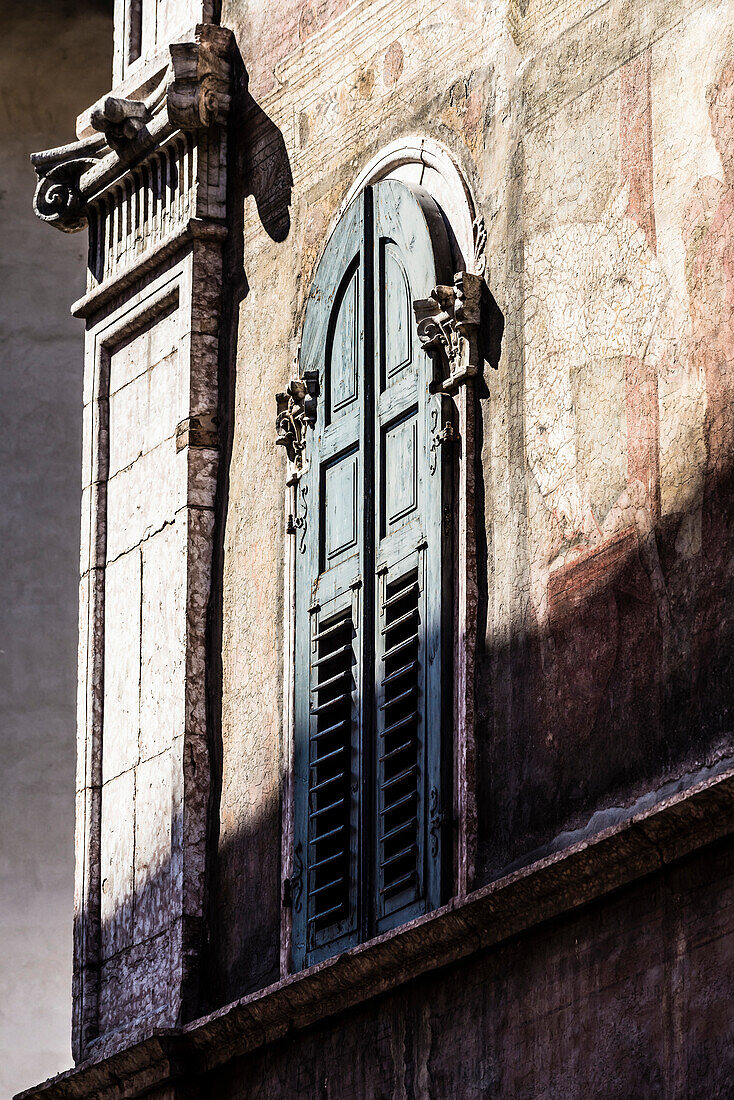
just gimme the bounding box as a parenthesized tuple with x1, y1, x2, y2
(292, 181, 452, 969)
(293, 194, 369, 969)
(371, 180, 452, 933)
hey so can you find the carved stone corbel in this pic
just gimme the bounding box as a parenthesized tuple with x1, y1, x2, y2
(168, 26, 232, 130)
(413, 217, 487, 393)
(31, 23, 233, 234)
(90, 96, 152, 152)
(275, 372, 319, 480)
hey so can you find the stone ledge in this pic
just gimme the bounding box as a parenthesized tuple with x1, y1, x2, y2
(17, 765, 734, 1100)
(70, 218, 228, 321)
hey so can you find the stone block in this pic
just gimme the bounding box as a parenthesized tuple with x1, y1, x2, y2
(134, 752, 173, 943)
(100, 768, 135, 960)
(108, 305, 180, 397)
(187, 445, 218, 510)
(80, 482, 107, 576)
(102, 549, 141, 783)
(140, 521, 186, 762)
(106, 440, 188, 561)
(108, 347, 186, 477)
(98, 930, 173, 1035)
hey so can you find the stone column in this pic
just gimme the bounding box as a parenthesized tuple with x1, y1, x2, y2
(31, 19, 232, 1062)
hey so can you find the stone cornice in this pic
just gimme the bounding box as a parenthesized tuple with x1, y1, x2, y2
(31, 24, 232, 234)
(16, 764, 734, 1100)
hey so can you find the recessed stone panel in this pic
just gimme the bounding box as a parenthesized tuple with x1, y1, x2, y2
(140, 521, 186, 762)
(108, 347, 184, 477)
(108, 305, 179, 397)
(133, 752, 173, 942)
(106, 440, 188, 561)
(100, 768, 135, 960)
(98, 930, 172, 1035)
(102, 549, 141, 783)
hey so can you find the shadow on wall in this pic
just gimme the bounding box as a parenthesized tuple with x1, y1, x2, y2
(240, 65, 294, 244)
(204, 40, 293, 1012)
(475, 49, 734, 881)
(70, 794, 283, 1058)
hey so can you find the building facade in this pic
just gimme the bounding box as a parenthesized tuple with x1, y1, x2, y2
(19, 0, 734, 1095)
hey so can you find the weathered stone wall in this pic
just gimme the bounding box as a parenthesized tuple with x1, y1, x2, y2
(206, 833, 734, 1098)
(0, 3, 111, 1095)
(209, 0, 734, 1005)
(12, 4, 734, 1090)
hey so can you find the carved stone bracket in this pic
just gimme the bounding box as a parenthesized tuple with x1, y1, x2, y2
(90, 97, 152, 152)
(30, 135, 106, 232)
(275, 372, 319, 480)
(413, 216, 487, 394)
(414, 270, 484, 394)
(31, 23, 233, 233)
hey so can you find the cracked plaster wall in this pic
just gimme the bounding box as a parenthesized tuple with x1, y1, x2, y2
(209, 0, 734, 1006)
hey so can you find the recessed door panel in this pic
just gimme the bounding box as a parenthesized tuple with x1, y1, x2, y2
(383, 409, 419, 531)
(322, 448, 359, 564)
(381, 241, 412, 385)
(327, 260, 360, 420)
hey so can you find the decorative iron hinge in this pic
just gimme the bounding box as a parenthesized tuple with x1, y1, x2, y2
(429, 786, 447, 858)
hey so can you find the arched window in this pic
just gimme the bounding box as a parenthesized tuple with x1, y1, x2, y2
(290, 180, 455, 969)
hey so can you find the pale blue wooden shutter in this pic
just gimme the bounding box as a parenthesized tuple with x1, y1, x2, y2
(293, 181, 451, 969)
(293, 194, 368, 969)
(371, 180, 452, 932)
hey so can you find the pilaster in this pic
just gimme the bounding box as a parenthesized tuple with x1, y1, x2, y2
(31, 18, 233, 1062)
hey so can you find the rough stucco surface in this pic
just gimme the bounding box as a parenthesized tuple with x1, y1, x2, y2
(206, 0, 734, 1010)
(0, 2, 111, 1095)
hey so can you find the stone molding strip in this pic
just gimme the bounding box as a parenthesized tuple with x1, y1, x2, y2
(17, 765, 734, 1100)
(70, 218, 227, 320)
